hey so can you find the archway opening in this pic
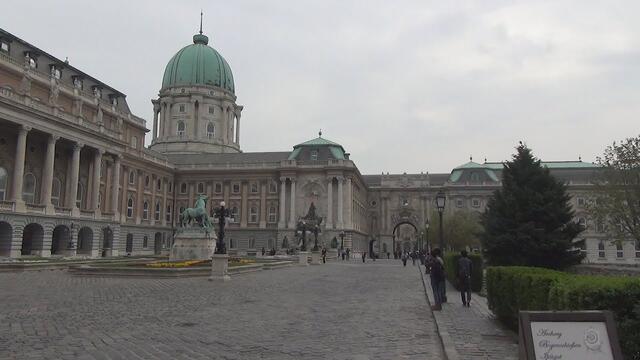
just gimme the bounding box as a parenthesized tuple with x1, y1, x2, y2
(21, 223, 44, 256)
(0, 221, 12, 257)
(154, 232, 162, 255)
(392, 221, 418, 257)
(102, 227, 113, 257)
(77, 227, 93, 255)
(51, 225, 70, 255)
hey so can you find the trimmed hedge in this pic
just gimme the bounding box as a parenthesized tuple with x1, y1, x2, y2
(444, 253, 483, 292)
(486, 266, 640, 360)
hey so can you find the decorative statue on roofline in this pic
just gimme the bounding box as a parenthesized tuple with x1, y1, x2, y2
(179, 194, 213, 233)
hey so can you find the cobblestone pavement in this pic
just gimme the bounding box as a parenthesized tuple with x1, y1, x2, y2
(0, 260, 444, 360)
(421, 270, 518, 360)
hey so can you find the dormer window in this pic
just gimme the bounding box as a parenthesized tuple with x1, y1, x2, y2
(72, 76, 83, 89)
(0, 40, 9, 53)
(311, 149, 318, 161)
(50, 65, 62, 79)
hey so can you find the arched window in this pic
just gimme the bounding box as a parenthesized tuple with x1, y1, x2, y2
(248, 237, 256, 249)
(143, 201, 149, 220)
(207, 122, 215, 139)
(128, 171, 135, 185)
(166, 205, 172, 222)
(168, 182, 173, 192)
(180, 182, 187, 194)
(197, 182, 204, 194)
(249, 207, 258, 223)
(156, 178, 162, 191)
(0, 166, 8, 200)
(143, 236, 148, 248)
(144, 175, 150, 188)
(76, 182, 84, 209)
(23, 173, 37, 204)
(155, 201, 161, 221)
(127, 197, 134, 218)
(177, 121, 185, 137)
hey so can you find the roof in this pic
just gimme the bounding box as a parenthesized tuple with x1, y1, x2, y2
(289, 133, 347, 160)
(483, 160, 599, 170)
(166, 152, 290, 165)
(162, 33, 235, 93)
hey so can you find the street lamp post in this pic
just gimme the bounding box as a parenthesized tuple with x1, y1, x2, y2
(425, 220, 430, 252)
(213, 201, 231, 254)
(339, 230, 345, 250)
(436, 191, 446, 253)
(420, 231, 424, 252)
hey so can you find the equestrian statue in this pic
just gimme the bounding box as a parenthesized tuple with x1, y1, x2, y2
(179, 194, 213, 233)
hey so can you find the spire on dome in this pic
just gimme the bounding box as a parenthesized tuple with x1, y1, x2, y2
(199, 10, 203, 35)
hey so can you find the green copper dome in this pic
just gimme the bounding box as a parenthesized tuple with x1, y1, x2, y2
(162, 33, 235, 93)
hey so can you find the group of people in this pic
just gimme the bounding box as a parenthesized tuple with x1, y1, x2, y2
(402, 249, 473, 311)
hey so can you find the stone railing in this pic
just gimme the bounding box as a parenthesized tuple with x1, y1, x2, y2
(26, 203, 46, 214)
(0, 200, 14, 211)
(55, 207, 72, 216)
(179, 161, 281, 170)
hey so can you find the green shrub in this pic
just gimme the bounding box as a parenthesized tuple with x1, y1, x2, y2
(443, 253, 483, 292)
(486, 266, 640, 360)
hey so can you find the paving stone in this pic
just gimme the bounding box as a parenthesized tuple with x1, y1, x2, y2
(0, 260, 444, 359)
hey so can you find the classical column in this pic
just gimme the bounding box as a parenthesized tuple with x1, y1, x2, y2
(162, 178, 168, 226)
(346, 177, 353, 229)
(91, 149, 103, 214)
(326, 177, 333, 229)
(278, 177, 286, 228)
(259, 181, 267, 228)
(163, 102, 172, 137)
(11, 125, 30, 211)
(240, 181, 248, 227)
(288, 178, 296, 228)
(120, 166, 129, 222)
(220, 106, 228, 144)
(337, 177, 344, 228)
(40, 134, 58, 213)
(150, 175, 157, 225)
(152, 104, 159, 141)
(235, 112, 241, 145)
(110, 155, 121, 218)
(68, 142, 83, 216)
(136, 170, 144, 224)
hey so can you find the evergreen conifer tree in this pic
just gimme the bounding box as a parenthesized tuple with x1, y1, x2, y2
(480, 144, 585, 269)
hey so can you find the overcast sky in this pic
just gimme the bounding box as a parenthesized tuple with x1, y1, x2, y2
(3, 1, 639, 174)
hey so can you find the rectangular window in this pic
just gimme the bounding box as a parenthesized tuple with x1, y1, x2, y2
(0, 41, 9, 53)
(250, 182, 258, 193)
(269, 182, 277, 193)
(598, 241, 606, 259)
(232, 183, 240, 194)
(456, 199, 464, 208)
(616, 243, 624, 258)
(197, 182, 205, 194)
(180, 183, 187, 194)
(249, 207, 258, 223)
(311, 150, 318, 161)
(208, 106, 215, 114)
(635, 240, 640, 258)
(471, 199, 480, 208)
(166, 206, 172, 222)
(268, 206, 277, 223)
(214, 182, 222, 193)
(577, 197, 585, 207)
(179, 104, 185, 112)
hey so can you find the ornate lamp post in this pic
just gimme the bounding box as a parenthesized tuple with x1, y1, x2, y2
(436, 191, 446, 252)
(213, 201, 231, 254)
(419, 231, 424, 251)
(339, 230, 345, 250)
(425, 219, 430, 252)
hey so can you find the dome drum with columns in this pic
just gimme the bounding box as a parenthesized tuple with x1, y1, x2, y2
(150, 32, 243, 155)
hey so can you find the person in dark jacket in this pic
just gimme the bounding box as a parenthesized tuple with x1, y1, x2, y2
(429, 248, 445, 311)
(457, 250, 473, 307)
(321, 247, 327, 264)
(361, 251, 366, 263)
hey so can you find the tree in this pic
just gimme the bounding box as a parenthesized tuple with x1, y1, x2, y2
(427, 210, 482, 251)
(589, 135, 640, 244)
(480, 144, 584, 269)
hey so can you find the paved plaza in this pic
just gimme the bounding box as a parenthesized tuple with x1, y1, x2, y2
(0, 260, 444, 360)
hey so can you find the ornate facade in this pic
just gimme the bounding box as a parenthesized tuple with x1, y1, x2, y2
(0, 28, 636, 264)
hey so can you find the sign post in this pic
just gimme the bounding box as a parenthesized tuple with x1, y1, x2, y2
(518, 311, 623, 360)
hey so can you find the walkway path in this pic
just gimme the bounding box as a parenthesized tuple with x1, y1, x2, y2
(0, 260, 444, 360)
(420, 268, 519, 360)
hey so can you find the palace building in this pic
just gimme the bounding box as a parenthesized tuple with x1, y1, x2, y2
(0, 28, 635, 264)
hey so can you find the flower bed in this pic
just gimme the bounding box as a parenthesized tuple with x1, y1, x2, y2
(143, 258, 256, 269)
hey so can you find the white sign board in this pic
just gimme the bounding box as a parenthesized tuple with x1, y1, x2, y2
(530, 321, 614, 360)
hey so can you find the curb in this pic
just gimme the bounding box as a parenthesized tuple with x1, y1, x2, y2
(418, 267, 461, 360)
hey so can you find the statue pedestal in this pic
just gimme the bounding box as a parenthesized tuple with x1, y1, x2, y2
(209, 253, 231, 282)
(298, 251, 309, 266)
(311, 251, 322, 265)
(170, 229, 215, 261)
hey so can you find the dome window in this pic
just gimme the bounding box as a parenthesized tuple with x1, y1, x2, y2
(207, 122, 215, 139)
(177, 121, 186, 137)
(311, 150, 318, 161)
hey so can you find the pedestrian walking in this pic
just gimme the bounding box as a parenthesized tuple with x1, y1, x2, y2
(401, 252, 408, 267)
(411, 251, 416, 266)
(321, 247, 327, 264)
(346, 248, 351, 261)
(341, 249, 346, 261)
(429, 248, 445, 311)
(387, 252, 390, 259)
(457, 250, 473, 307)
(361, 251, 366, 263)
